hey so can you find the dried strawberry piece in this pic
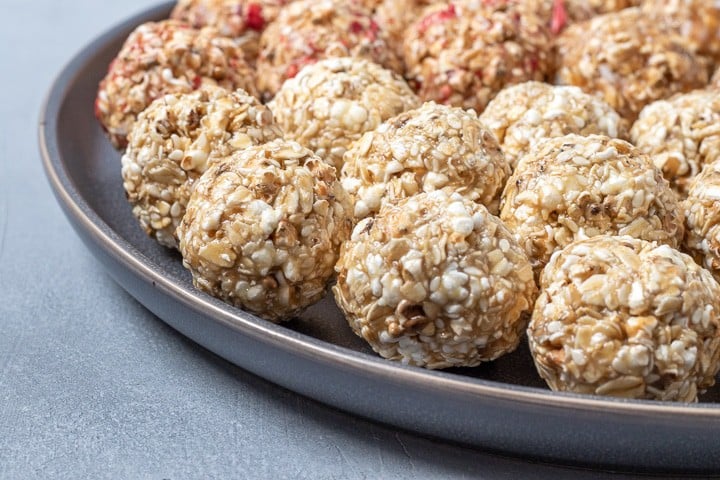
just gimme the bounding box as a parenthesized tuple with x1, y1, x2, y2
(246, 3, 265, 31)
(551, 0, 567, 35)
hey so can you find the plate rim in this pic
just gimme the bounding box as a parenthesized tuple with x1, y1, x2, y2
(38, 0, 720, 434)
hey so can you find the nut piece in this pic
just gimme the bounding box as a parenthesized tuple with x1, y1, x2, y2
(683, 162, 720, 284)
(268, 57, 419, 169)
(641, 0, 720, 61)
(555, 8, 710, 121)
(341, 102, 510, 219)
(256, 0, 402, 99)
(177, 139, 353, 321)
(121, 86, 282, 248)
(631, 89, 720, 196)
(95, 20, 258, 150)
(170, 0, 296, 61)
(403, 0, 553, 112)
(334, 190, 537, 369)
(480, 81, 629, 169)
(500, 134, 684, 277)
(529, 235, 720, 402)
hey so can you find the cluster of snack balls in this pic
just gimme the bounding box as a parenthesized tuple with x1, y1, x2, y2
(95, 0, 720, 403)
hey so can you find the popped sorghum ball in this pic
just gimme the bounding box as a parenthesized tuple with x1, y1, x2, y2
(341, 102, 510, 220)
(630, 89, 720, 196)
(641, 0, 720, 62)
(403, 0, 553, 112)
(268, 57, 420, 169)
(528, 235, 720, 402)
(683, 161, 720, 284)
(480, 81, 629, 169)
(256, 0, 402, 99)
(95, 20, 258, 150)
(555, 8, 710, 121)
(333, 190, 537, 369)
(121, 86, 282, 249)
(500, 134, 684, 277)
(170, 0, 295, 61)
(177, 139, 353, 322)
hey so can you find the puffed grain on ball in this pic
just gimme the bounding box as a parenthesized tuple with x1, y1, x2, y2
(683, 161, 720, 284)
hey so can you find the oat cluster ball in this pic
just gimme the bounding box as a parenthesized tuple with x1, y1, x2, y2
(529, 235, 720, 402)
(500, 134, 684, 276)
(121, 86, 282, 248)
(256, 0, 402, 99)
(170, 0, 295, 60)
(480, 82, 629, 169)
(334, 190, 537, 369)
(177, 139, 353, 321)
(95, 20, 257, 149)
(641, 0, 720, 62)
(268, 57, 419, 169)
(341, 102, 510, 219)
(631, 89, 720, 196)
(683, 162, 720, 284)
(555, 8, 710, 121)
(403, 0, 553, 112)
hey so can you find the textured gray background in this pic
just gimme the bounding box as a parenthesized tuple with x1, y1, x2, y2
(0, 0, 698, 478)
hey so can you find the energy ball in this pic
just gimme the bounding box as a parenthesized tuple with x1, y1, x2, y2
(256, 0, 402, 99)
(683, 162, 720, 284)
(555, 8, 710, 121)
(403, 0, 553, 112)
(177, 139, 353, 322)
(500, 134, 684, 276)
(170, 0, 295, 61)
(528, 235, 720, 402)
(631, 89, 720, 196)
(341, 102, 510, 220)
(268, 57, 420, 169)
(121, 86, 282, 249)
(641, 0, 720, 62)
(95, 20, 257, 150)
(480, 81, 629, 169)
(333, 190, 537, 369)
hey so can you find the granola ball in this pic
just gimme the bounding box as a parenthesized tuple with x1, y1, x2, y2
(555, 8, 710, 121)
(631, 89, 720, 197)
(334, 190, 537, 369)
(256, 0, 402, 99)
(268, 57, 420, 169)
(341, 102, 510, 220)
(121, 86, 282, 249)
(177, 139, 353, 322)
(500, 134, 684, 277)
(170, 0, 295, 61)
(529, 235, 720, 401)
(480, 81, 629, 169)
(95, 20, 258, 150)
(683, 162, 720, 284)
(403, 0, 553, 112)
(641, 0, 720, 62)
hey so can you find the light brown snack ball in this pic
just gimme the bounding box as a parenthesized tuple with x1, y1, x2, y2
(529, 235, 720, 402)
(683, 161, 720, 284)
(256, 0, 402, 99)
(177, 139, 353, 322)
(170, 0, 295, 61)
(500, 134, 684, 276)
(333, 190, 537, 369)
(555, 8, 710, 121)
(403, 0, 553, 112)
(480, 82, 629, 169)
(95, 20, 258, 150)
(631, 89, 720, 196)
(341, 102, 510, 219)
(641, 0, 720, 62)
(268, 57, 420, 169)
(121, 86, 282, 249)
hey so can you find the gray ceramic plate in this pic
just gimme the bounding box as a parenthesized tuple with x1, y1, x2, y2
(39, 2, 720, 473)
